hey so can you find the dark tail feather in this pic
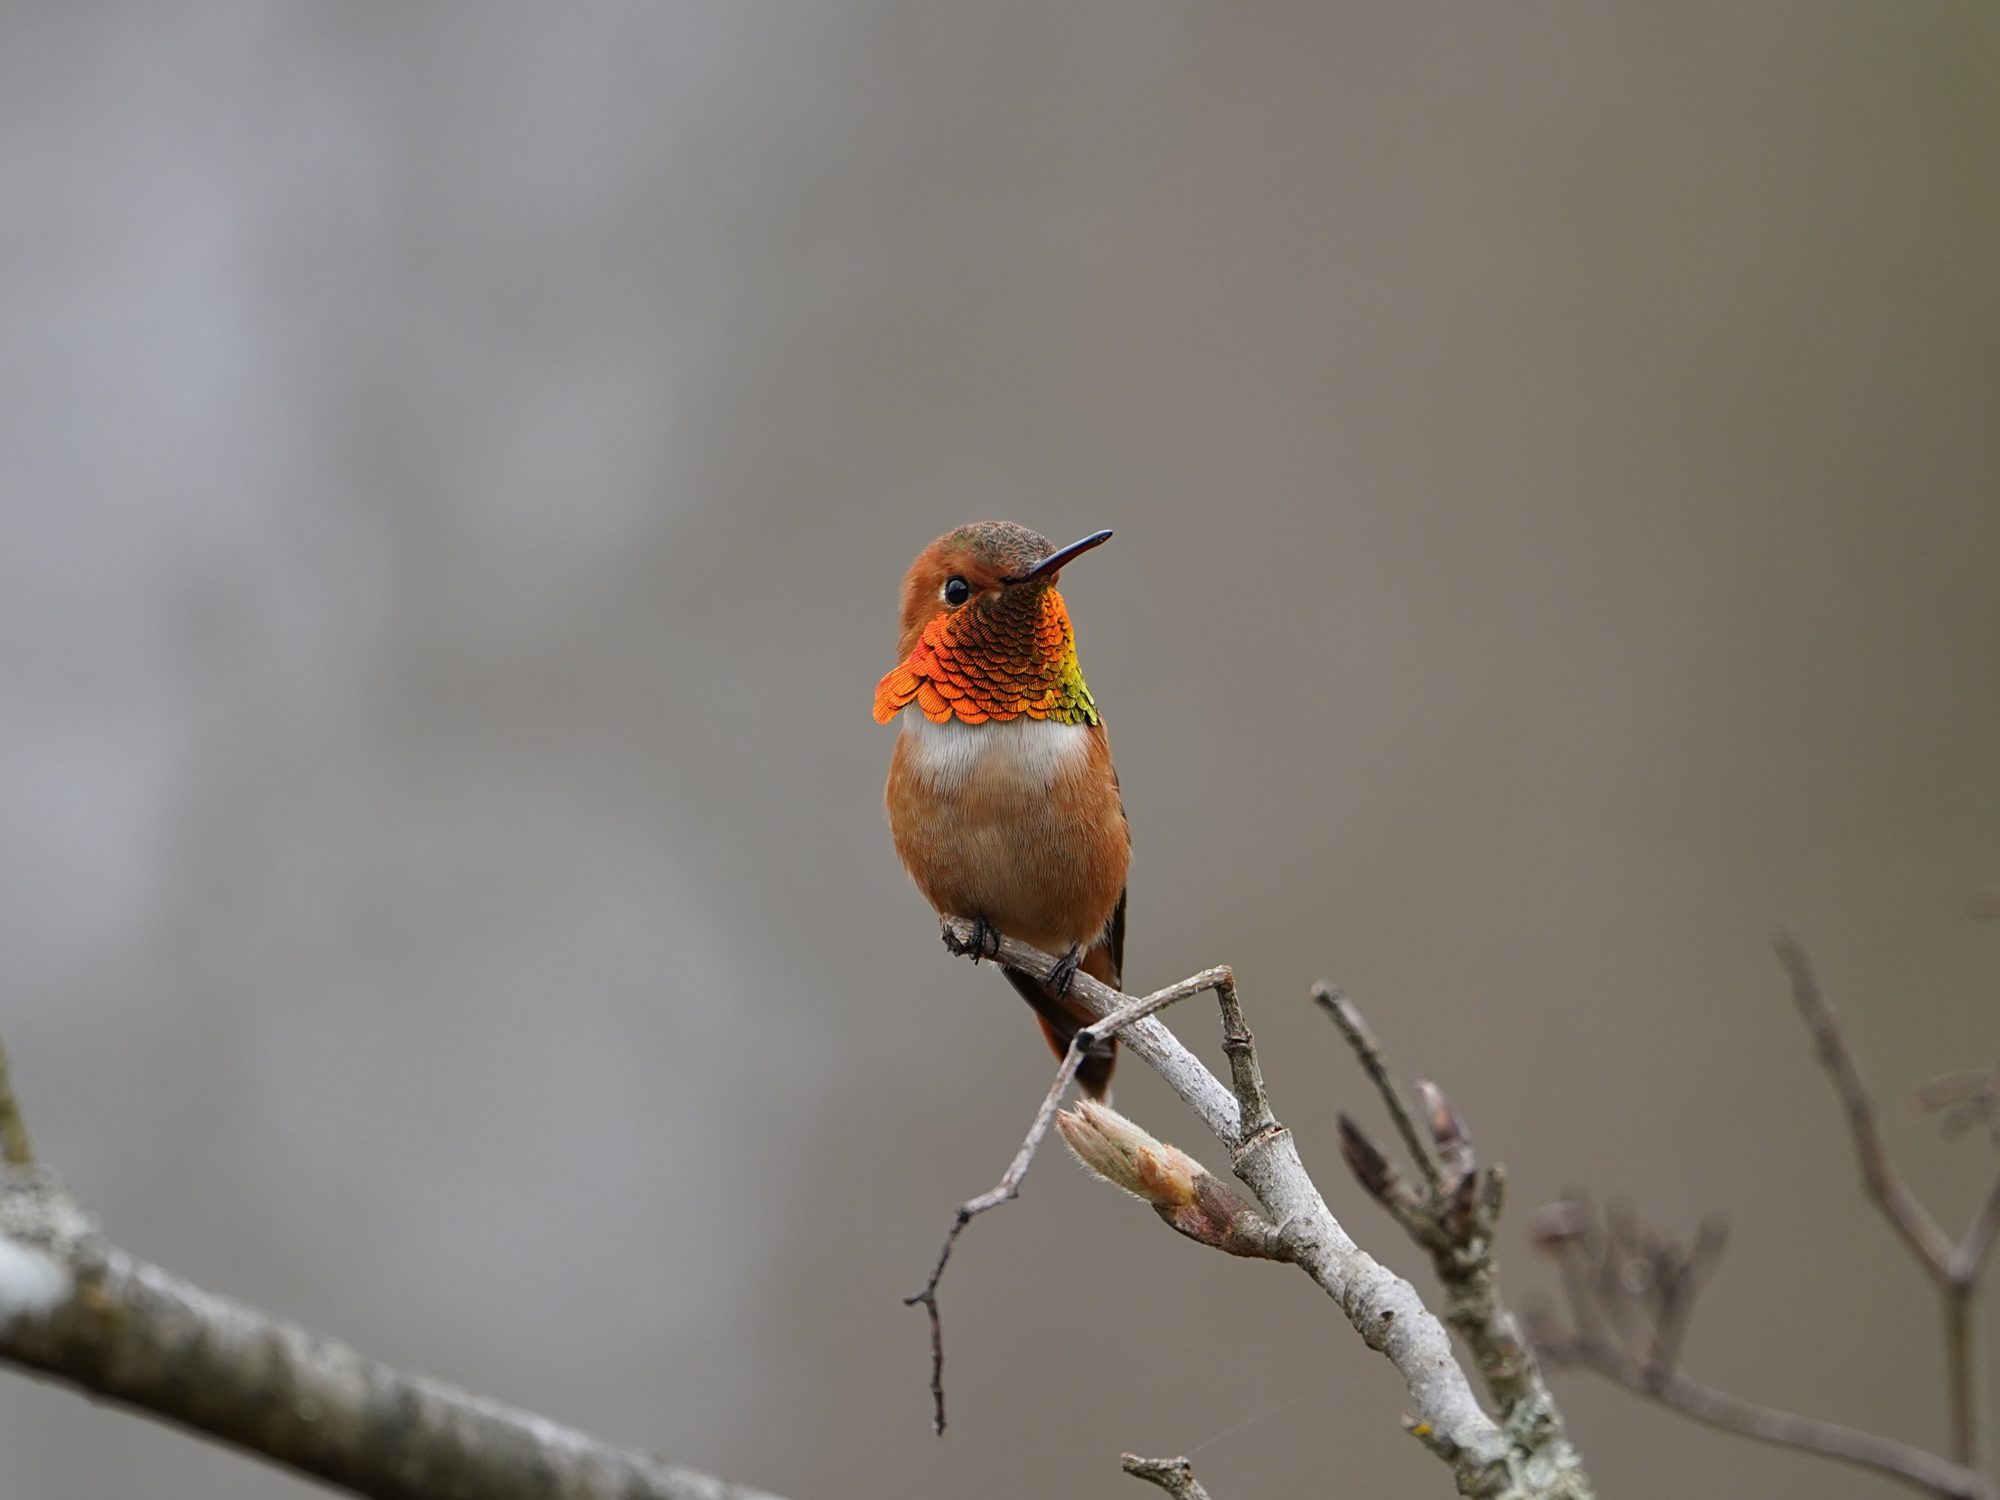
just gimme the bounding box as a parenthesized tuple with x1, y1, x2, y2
(1032, 1016, 1128, 1096)
(1005, 957, 1120, 1100)
(1033, 1013, 1117, 1099)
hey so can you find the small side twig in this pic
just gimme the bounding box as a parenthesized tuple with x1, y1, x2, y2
(1774, 935, 1955, 1273)
(905, 947, 1236, 1435)
(1322, 993, 1564, 1449)
(1952, 1170, 2000, 1284)
(1213, 971, 1275, 1141)
(1776, 935, 1996, 1470)
(1314, 984, 1441, 1192)
(1642, 1215, 1728, 1392)
(1121, 1453, 1213, 1499)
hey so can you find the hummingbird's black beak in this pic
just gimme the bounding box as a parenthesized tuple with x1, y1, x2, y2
(1004, 529, 1113, 585)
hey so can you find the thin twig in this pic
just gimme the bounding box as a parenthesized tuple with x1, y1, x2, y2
(1774, 934, 1956, 1273)
(1121, 1453, 1214, 1499)
(1776, 935, 1994, 1469)
(1946, 1170, 2000, 1470)
(905, 953, 1236, 1435)
(1315, 984, 1441, 1192)
(1642, 1216, 1727, 1392)
(940, 917, 1243, 1139)
(905, 1035, 1088, 1436)
(1952, 1170, 2000, 1285)
(1945, 1291, 1978, 1472)
(1213, 971, 1274, 1142)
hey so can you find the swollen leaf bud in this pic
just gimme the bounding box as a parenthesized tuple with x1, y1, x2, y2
(1057, 1101, 1284, 1259)
(1417, 1079, 1478, 1189)
(1058, 1100, 1198, 1207)
(1337, 1113, 1398, 1204)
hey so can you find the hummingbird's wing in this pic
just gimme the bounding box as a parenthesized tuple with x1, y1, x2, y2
(1106, 764, 1128, 987)
(1101, 884, 1126, 992)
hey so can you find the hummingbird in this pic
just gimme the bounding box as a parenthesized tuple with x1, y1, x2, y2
(874, 522, 1130, 1098)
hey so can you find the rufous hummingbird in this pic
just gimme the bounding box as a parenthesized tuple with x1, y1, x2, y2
(874, 522, 1130, 1098)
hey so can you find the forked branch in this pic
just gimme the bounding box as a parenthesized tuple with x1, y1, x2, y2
(1773, 936, 1956, 1273)
(1528, 1196, 1987, 1500)
(1776, 935, 2000, 1470)
(924, 919, 1593, 1499)
(1319, 986, 1568, 1451)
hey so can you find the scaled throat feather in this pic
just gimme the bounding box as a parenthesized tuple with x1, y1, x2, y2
(874, 586, 1099, 727)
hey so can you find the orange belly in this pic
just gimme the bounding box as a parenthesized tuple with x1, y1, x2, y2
(886, 716, 1128, 955)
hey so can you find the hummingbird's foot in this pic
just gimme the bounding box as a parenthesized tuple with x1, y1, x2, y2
(943, 915, 1004, 963)
(1047, 944, 1083, 998)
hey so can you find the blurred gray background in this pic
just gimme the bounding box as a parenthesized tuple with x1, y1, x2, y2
(3, 4, 1998, 1497)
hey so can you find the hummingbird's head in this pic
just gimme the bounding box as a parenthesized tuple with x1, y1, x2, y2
(874, 522, 1112, 727)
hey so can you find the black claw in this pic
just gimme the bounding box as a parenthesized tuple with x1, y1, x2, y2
(973, 916, 1003, 962)
(1048, 944, 1082, 998)
(944, 916, 1004, 963)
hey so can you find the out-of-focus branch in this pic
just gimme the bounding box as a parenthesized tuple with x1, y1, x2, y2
(1528, 1197, 1989, 1500)
(1776, 935, 2000, 1469)
(1531, 935, 2000, 1497)
(1318, 987, 1567, 1457)
(0, 1042, 787, 1500)
(1121, 1453, 1213, 1499)
(1774, 936, 1956, 1273)
(930, 919, 1593, 1500)
(1954, 1172, 2000, 1284)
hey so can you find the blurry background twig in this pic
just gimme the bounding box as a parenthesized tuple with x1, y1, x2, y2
(1525, 938, 2000, 1500)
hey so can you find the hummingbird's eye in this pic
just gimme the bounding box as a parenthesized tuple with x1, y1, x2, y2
(942, 577, 971, 606)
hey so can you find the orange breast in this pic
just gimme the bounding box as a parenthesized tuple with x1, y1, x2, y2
(886, 716, 1128, 955)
